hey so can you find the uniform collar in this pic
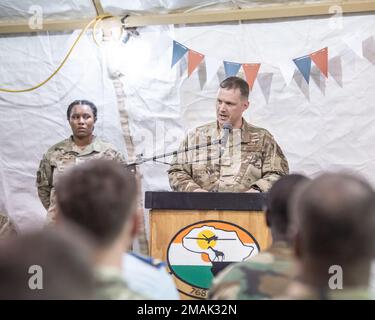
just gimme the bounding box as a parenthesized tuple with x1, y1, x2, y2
(68, 135, 100, 155)
(215, 118, 252, 143)
(267, 240, 293, 258)
(241, 119, 256, 143)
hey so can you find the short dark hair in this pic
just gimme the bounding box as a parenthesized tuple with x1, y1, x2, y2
(220, 76, 249, 99)
(265, 174, 309, 236)
(56, 159, 137, 247)
(67, 100, 97, 121)
(292, 173, 375, 264)
(0, 229, 94, 299)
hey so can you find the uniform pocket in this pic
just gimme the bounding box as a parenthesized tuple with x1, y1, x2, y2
(238, 150, 263, 187)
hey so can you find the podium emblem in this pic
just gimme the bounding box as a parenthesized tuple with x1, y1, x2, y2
(167, 220, 260, 299)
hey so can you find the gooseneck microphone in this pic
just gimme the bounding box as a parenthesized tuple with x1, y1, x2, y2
(220, 123, 233, 156)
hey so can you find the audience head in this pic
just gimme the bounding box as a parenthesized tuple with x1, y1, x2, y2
(55, 159, 139, 249)
(265, 174, 309, 241)
(0, 229, 94, 299)
(291, 172, 375, 286)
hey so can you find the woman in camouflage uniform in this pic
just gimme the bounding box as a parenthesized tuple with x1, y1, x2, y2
(36, 100, 126, 225)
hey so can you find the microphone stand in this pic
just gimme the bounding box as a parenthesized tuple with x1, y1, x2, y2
(126, 137, 223, 167)
(127, 124, 232, 167)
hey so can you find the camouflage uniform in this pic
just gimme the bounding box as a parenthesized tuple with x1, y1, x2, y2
(94, 266, 149, 300)
(0, 213, 17, 240)
(36, 136, 126, 224)
(168, 119, 289, 192)
(209, 241, 295, 300)
(279, 281, 375, 300)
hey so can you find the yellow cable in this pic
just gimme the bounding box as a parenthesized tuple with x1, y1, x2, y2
(0, 14, 113, 93)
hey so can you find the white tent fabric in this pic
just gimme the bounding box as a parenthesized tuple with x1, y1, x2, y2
(0, 4, 375, 233)
(0, 0, 344, 21)
(0, 31, 124, 231)
(0, 0, 96, 22)
(101, 0, 341, 13)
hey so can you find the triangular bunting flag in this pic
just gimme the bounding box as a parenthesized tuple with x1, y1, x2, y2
(171, 40, 189, 68)
(278, 60, 295, 86)
(310, 47, 328, 78)
(257, 73, 274, 104)
(188, 50, 205, 77)
(329, 56, 343, 88)
(293, 55, 312, 84)
(223, 61, 242, 78)
(205, 56, 222, 85)
(310, 65, 326, 96)
(362, 36, 375, 64)
(242, 63, 261, 90)
(342, 34, 364, 58)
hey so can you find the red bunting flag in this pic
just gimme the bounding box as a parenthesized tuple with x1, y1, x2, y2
(188, 50, 205, 77)
(242, 63, 261, 90)
(310, 47, 328, 78)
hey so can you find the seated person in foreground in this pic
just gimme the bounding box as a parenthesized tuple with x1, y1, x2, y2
(0, 229, 95, 299)
(55, 159, 148, 300)
(209, 174, 309, 300)
(121, 197, 179, 300)
(122, 251, 180, 300)
(281, 173, 375, 299)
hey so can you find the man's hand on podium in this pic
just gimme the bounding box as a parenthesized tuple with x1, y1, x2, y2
(193, 188, 208, 192)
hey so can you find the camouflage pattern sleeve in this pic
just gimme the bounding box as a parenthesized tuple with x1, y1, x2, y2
(167, 135, 202, 192)
(102, 147, 129, 172)
(36, 154, 53, 209)
(209, 264, 244, 300)
(113, 149, 127, 166)
(250, 132, 289, 192)
(102, 146, 127, 166)
(0, 214, 17, 239)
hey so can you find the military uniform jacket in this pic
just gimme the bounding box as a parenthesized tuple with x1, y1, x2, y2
(209, 241, 295, 300)
(95, 266, 149, 300)
(36, 136, 126, 222)
(279, 281, 375, 300)
(168, 119, 289, 192)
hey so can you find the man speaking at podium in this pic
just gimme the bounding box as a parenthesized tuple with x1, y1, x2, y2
(168, 76, 289, 193)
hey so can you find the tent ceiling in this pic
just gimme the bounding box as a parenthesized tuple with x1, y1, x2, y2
(0, 1, 374, 17)
(0, 0, 96, 22)
(0, 0, 374, 34)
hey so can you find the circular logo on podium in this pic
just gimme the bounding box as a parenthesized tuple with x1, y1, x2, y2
(166, 220, 260, 299)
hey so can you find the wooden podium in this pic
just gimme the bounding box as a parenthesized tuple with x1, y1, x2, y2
(145, 192, 272, 300)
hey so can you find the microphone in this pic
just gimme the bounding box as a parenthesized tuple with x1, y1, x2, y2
(220, 123, 232, 156)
